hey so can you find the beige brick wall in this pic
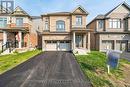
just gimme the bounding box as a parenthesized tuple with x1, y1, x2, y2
(43, 16, 71, 32)
(42, 14, 87, 32)
(87, 20, 96, 31)
(90, 32, 96, 50)
(111, 5, 129, 14)
(43, 35, 71, 40)
(105, 13, 127, 32)
(71, 15, 86, 28)
(95, 34, 100, 50)
(74, 8, 83, 13)
(104, 5, 130, 32)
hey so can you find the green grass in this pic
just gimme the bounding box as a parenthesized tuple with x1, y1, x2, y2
(76, 51, 129, 87)
(0, 49, 42, 74)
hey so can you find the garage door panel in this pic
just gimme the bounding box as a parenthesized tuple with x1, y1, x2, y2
(59, 43, 70, 51)
(45, 41, 71, 51)
(46, 41, 57, 51)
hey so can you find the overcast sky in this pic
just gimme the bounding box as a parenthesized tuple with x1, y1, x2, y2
(15, 0, 130, 23)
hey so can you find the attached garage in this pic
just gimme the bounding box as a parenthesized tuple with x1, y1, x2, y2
(101, 40, 114, 51)
(45, 40, 71, 51)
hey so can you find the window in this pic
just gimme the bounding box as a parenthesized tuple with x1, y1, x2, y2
(98, 20, 104, 29)
(56, 20, 65, 31)
(109, 19, 121, 28)
(16, 18, 23, 26)
(45, 22, 48, 30)
(0, 18, 7, 28)
(76, 16, 82, 26)
(47, 41, 51, 43)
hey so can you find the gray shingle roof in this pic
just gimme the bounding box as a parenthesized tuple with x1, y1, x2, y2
(105, 2, 130, 16)
(95, 15, 106, 19)
(87, 2, 130, 26)
(45, 12, 70, 15)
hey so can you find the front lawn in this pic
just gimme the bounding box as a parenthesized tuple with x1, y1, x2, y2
(0, 49, 42, 74)
(76, 51, 130, 87)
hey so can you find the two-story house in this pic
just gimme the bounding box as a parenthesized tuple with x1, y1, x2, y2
(0, 6, 38, 52)
(41, 6, 91, 52)
(87, 2, 130, 52)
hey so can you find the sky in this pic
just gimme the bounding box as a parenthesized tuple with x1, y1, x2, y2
(14, 0, 130, 23)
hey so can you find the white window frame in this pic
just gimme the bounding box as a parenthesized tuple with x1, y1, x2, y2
(45, 22, 49, 30)
(56, 20, 65, 31)
(76, 16, 82, 26)
(16, 18, 23, 27)
(109, 19, 121, 29)
(98, 20, 104, 29)
(0, 18, 7, 28)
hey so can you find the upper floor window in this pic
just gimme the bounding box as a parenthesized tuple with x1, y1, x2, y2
(16, 18, 23, 27)
(0, 18, 7, 28)
(56, 20, 65, 31)
(109, 19, 121, 28)
(45, 22, 49, 30)
(98, 20, 104, 29)
(76, 16, 82, 26)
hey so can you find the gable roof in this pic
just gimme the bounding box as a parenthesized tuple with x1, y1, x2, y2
(72, 5, 89, 14)
(105, 2, 130, 16)
(43, 12, 71, 16)
(42, 5, 88, 16)
(87, 2, 130, 26)
(11, 6, 30, 16)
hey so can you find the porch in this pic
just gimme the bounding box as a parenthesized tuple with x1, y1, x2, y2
(71, 30, 90, 54)
(1, 29, 29, 53)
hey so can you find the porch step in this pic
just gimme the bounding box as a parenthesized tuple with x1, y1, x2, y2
(74, 48, 90, 55)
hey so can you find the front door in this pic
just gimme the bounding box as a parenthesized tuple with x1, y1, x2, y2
(120, 41, 128, 51)
(76, 35, 83, 48)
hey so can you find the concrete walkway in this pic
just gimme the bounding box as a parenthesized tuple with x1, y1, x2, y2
(0, 51, 91, 87)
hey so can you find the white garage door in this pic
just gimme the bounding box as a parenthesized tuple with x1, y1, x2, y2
(46, 41, 57, 51)
(45, 41, 70, 51)
(59, 41, 70, 51)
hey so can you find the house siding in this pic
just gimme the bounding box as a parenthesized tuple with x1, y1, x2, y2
(128, 18, 130, 30)
(71, 15, 86, 28)
(49, 16, 70, 32)
(87, 3, 130, 52)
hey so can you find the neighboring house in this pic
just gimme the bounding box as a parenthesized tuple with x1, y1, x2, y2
(0, 6, 38, 52)
(31, 16, 43, 49)
(41, 6, 91, 52)
(87, 2, 130, 52)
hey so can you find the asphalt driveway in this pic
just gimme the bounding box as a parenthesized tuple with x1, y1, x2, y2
(0, 51, 91, 87)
